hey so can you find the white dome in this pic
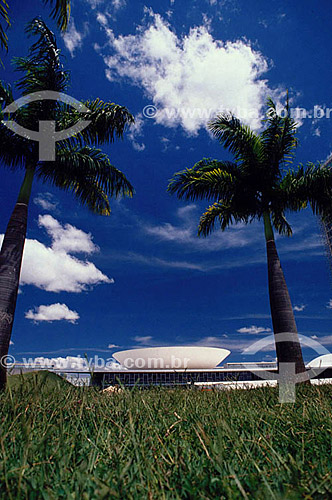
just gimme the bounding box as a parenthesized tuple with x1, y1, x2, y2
(113, 346, 230, 370)
(307, 354, 332, 368)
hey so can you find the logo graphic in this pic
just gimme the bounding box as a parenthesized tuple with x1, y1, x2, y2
(1, 91, 91, 161)
(242, 332, 330, 402)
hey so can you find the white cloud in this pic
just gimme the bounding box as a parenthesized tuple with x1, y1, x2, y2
(134, 335, 153, 344)
(144, 205, 255, 251)
(111, 0, 126, 10)
(33, 193, 58, 212)
(98, 12, 273, 133)
(108, 343, 119, 348)
(10, 340, 14, 345)
(62, 18, 87, 57)
(236, 325, 272, 335)
(96, 12, 108, 25)
(25, 303, 79, 324)
(0, 216, 112, 293)
(294, 304, 306, 312)
(327, 300, 332, 309)
(193, 335, 275, 352)
(117, 251, 206, 270)
(33, 355, 87, 369)
(86, 0, 104, 8)
(318, 335, 332, 344)
(111, 249, 267, 271)
(127, 113, 146, 151)
(38, 215, 97, 254)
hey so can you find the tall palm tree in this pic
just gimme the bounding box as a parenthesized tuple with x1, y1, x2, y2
(1, 0, 70, 63)
(0, 18, 134, 389)
(168, 100, 332, 375)
(316, 155, 332, 274)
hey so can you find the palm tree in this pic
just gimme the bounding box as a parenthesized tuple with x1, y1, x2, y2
(316, 155, 332, 274)
(0, 18, 134, 389)
(168, 99, 332, 375)
(1, 0, 70, 63)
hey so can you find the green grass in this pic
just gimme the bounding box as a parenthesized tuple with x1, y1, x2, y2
(1, 373, 332, 499)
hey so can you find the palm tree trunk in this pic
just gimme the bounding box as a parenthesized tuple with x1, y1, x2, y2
(263, 212, 306, 375)
(0, 167, 34, 389)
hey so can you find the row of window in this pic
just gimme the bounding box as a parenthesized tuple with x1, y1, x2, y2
(95, 370, 273, 387)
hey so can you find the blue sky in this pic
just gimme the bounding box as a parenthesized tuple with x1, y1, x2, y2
(1, 0, 332, 366)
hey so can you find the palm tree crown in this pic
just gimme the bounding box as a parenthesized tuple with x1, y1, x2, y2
(169, 99, 308, 237)
(0, 18, 134, 213)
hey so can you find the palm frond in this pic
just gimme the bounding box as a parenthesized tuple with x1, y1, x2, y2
(57, 99, 134, 147)
(36, 145, 133, 214)
(0, 0, 10, 53)
(208, 113, 265, 168)
(167, 159, 239, 202)
(284, 164, 332, 218)
(198, 202, 248, 236)
(0, 79, 13, 106)
(0, 123, 32, 170)
(271, 211, 293, 237)
(261, 98, 298, 171)
(42, 0, 71, 31)
(15, 18, 69, 94)
(0, 84, 33, 169)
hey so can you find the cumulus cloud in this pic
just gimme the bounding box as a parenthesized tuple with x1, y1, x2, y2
(97, 11, 274, 133)
(25, 303, 80, 323)
(33, 193, 58, 212)
(294, 304, 306, 312)
(236, 325, 272, 335)
(63, 18, 87, 57)
(33, 355, 87, 369)
(327, 300, 332, 309)
(0, 216, 112, 293)
(39, 215, 97, 254)
(108, 343, 119, 348)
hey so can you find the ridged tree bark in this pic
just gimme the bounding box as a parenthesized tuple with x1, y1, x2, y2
(0, 168, 34, 389)
(264, 213, 306, 374)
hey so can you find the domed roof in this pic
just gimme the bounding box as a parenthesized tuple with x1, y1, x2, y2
(113, 346, 230, 370)
(307, 353, 332, 368)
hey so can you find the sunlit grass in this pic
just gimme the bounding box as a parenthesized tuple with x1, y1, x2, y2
(0, 372, 332, 499)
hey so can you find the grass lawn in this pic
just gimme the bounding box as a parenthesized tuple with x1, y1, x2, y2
(0, 371, 332, 499)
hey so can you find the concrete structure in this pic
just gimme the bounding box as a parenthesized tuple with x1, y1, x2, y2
(113, 346, 231, 370)
(307, 354, 332, 368)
